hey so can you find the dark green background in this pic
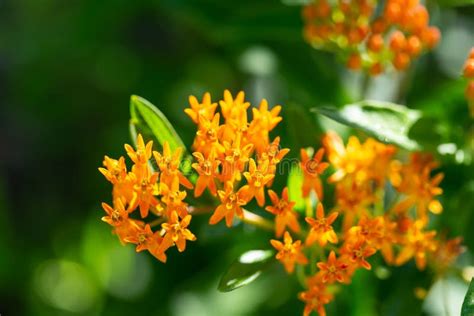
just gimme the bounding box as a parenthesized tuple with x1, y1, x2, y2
(1, 0, 473, 315)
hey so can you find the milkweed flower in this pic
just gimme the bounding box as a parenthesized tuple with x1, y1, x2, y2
(192, 150, 220, 197)
(184, 92, 217, 124)
(316, 251, 348, 283)
(266, 187, 301, 237)
(271, 231, 308, 274)
(210, 182, 247, 227)
(395, 220, 437, 270)
(300, 148, 329, 198)
(100, 133, 195, 262)
(162, 211, 196, 252)
(99, 92, 464, 316)
(392, 153, 443, 221)
(305, 203, 338, 247)
(299, 276, 333, 316)
(302, 0, 440, 74)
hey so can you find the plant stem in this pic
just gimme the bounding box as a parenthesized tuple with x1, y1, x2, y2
(242, 209, 274, 232)
(441, 277, 451, 316)
(361, 73, 371, 99)
(149, 217, 166, 228)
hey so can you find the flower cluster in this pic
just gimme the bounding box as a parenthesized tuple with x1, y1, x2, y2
(99, 90, 289, 261)
(269, 132, 463, 316)
(464, 47, 474, 116)
(302, 0, 440, 75)
(187, 90, 290, 228)
(99, 91, 463, 316)
(99, 135, 196, 262)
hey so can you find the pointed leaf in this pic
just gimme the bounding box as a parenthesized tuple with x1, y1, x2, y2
(218, 249, 275, 292)
(462, 278, 474, 316)
(129, 95, 186, 154)
(312, 100, 422, 150)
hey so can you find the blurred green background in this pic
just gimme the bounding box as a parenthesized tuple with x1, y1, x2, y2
(1, 1, 474, 315)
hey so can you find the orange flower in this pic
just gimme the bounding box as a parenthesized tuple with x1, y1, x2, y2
(316, 251, 348, 283)
(348, 216, 396, 264)
(99, 156, 127, 184)
(162, 211, 196, 252)
(184, 92, 217, 124)
(305, 203, 338, 246)
(395, 220, 437, 270)
(300, 148, 329, 198)
(129, 164, 160, 218)
(126, 224, 156, 252)
(160, 175, 188, 218)
(193, 113, 223, 156)
(334, 180, 375, 231)
(270, 231, 308, 274)
(124, 134, 153, 165)
(262, 137, 290, 181)
(124, 225, 170, 263)
(220, 132, 253, 182)
(433, 236, 465, 271)
(341, 238, 377, 270)
(266, 188, 300, 238)
(298, 278, 333, 316)
(240, 158, 274, 206)
(219, 90, 249, 128)
(393, 153, 444, 220)
(153, 141, 193, 189)
(210, 182, 247, 227)
(192, 150, 220, 197)
(101, 200, 129, 227)
(248, 99, 282, 154)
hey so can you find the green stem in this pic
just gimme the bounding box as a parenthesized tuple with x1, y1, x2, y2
(361, 73, 371, 99)
(242, 209, 274, 232)
(149, 217, 166, 228)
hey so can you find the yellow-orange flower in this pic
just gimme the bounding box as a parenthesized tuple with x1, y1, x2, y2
(194, 113, 223, 156)
(184, 92, 217, 124)
(266, 188, 301, 238)
(305, 203, 338, 246)
(153, 141, 193, 189)
(341, 238, 377, 270)
(99, 156, 127, 184)
(124, 133, 153, 165)
(240, 158, 274, 206)
(219, 90, 249, 129)
(220, 132, 253, 182)
(162, 211, 196, 252)
(433, 236, 465, 271)
(160, 175, 188, 218)
(101, 200, 129, 227)
(210, 182, 247, 227)
(316, 251, 348, 283)
(101, 200, 142, 244)
(248, 99, 282, 154)
(300, 148, 329, 198)
(395, 220, 437, 270)
(192, 150, 220, 197)
(299, 277, 333, 316)
(129, 165, 160, 218)
(270, 231, 308, 274)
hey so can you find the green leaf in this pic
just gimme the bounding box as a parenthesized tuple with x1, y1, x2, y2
(436, 0, 474, 7)
(288, 165, 305, 212)
(218, 249, 275, 292)
(312, 100, 422, 150)
(462, 278, 474, 316)
(129, 95, 186, 154)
